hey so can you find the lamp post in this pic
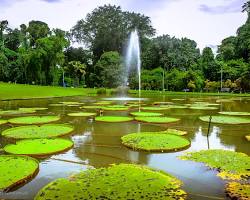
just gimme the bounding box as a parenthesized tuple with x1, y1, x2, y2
(220, 64, 223, 92)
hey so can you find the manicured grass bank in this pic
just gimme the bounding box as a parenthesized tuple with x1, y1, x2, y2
(0, 82, 96, 100)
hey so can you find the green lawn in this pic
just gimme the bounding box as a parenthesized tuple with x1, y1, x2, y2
(0, 82, 96, 100)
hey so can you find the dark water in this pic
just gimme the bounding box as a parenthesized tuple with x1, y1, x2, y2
(0, 94, 249, 200)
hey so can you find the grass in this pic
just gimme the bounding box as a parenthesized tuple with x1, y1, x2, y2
(180, 150, 250, 181)
(35, 164, 186, 200)
(0, 155, 39, 191)
(1, 124, 74, 139)
(121, 133, 190, 152)
(0, 82, 96, 100)
(4, 138, 73, 156)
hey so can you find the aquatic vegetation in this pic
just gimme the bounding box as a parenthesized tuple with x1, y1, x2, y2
(160, 105, 188, 109)
(153, 101, 174, 105)
(93, 101, 113, 105)
(216, 99, 234, 103)
(0, 155, 39, 191)
(95, 116, 134, 122)
(0, 109, 36, 115)
(165, 129, 187, 136)
(199, 116, 250, 124)
(81, 105, 103, 109)
(130, 111, 163, 117)
(141, 106, 170, 111)
(49, 103, 65, 106)
(225, 182, 250, 200)
(101, 105, 129, 111)
(121, 133, 190, 152)
(135, 116, 180, 124)
(245, 135, 250, 141)
(189, 106, 218, 110)
(60, 101, 84, 105)
(19, 107, 48, 111)
(0, 119, 7, 125)
(8, 115, 60, 124)
(172, 98, 185, 101)
(180, 150, 250, 181)
(4, 138, 73, 156)
(35, 164, 186, 200)
(1, 124, 74, 139)
(67, 112, 96, 117)
(219, 112, 250, 116)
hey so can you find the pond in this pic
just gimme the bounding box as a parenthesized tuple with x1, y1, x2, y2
(0, 94, 249, 199)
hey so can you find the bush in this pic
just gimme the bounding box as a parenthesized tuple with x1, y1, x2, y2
(97, 88, 107, 95)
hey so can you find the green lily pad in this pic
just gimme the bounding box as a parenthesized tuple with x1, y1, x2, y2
(199, 116, 250, 124)
(4, 138, 73, 156)
(93, 101, 113, 105)
(1, 124, 74, 139)
(8, 116, 60, 125)
(172, 98, 185, 101)
(95, 116, 134, 122)
(245, 135, 250, 141)
(0, 155, 39, 191)
(180, 150, 250, 181)
(60, 101, 84, 105)
(141, 107, 169, 111)
(34, 164, 186, 200)
(130, 111, 163, 117)
(189, 106, 218, 110)
(49, 104, 65, 107)
(121, 133, 190, 152)
(101, 105, 129, 111)
(67, 112, 96, 117)
(19, 107, 48, 111)
(153, 102, 174, 105)
(135, 116, 180, 124)
(219, 111, 250, 116)
(0, 119, 7, 125)
(161, 105, 188, 109)
(216, 99, 234, 103)
(225, 182, 250, 200)
(0, 109, 36, 115)
(165, 129, 188, 136)
(81, 105, 103, 109)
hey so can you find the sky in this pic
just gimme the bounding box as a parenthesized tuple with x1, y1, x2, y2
(0, 0, 247, 50)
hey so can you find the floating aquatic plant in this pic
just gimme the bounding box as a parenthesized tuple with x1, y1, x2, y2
(121, 133, 190, 152)
(67, 112, 96, 117)
(219, 112, 250, 116)
(189, 106, 218, 110)
(199, 116, 250, 124)
(180, 149, 250, 181)
(1, 124, 74, 139)
(101, 105, 129, 111)
(0, 109, 36, 115)
(135, 116, 180, 124)
(0, 119, 7, 125)
(8, 115, 60, 125)
(19, 107, 48, 111)
(95, 116, 134, 122)
(245, 135, 250, 141)
(35, 164, 186, 200)
(225, 182, 250, 200)
(141, 107, 170, 111)
(130, 111, 163, 117)
(0, 155, 39, 191)
(4, 138, 73, 156)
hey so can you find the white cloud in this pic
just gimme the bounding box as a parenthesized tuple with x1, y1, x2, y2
(0, 0, 247, 50)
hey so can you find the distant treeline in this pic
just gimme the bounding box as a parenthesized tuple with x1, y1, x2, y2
(0, 2, 250, 92)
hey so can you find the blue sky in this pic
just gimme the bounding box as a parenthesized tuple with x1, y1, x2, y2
(0, 0, 247, 50)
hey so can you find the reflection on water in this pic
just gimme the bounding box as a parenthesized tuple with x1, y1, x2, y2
(0, 94, 249, 199)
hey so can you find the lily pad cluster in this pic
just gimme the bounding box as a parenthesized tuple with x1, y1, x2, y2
(199, 116, 250, 124)
(180, 149, 250, 181)
(0, 155, 39, 191)
(121, 132, 190, 152)
(225, 182, 250, 200)
(95, 116, 133, 122)
(8, 115, 60, 124)
(35, 164, 186, 200)
(4, 138, 73, 156)
(1, 124, 74, 139)
(135, 116, 180, 124)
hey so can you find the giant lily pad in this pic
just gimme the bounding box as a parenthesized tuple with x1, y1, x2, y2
(199, 116, 250, 124)
(4, 138, 73, 156)
(161, 105, 188, 109)
(1, 124, 74, 139)
(130, 111, 163, 117)
(219, 111, 250, 116)
(81, 105, 103, 109)
(245, 135, 250, 141)
(60, 101, 84, 105)
(141, 107, 169, 111)
(0, 119, 7, 125)
(121, 133, 190, 152)
(135, 116, 180, 124)
(67, 112, 96, 117)
(225, 182, 250, 200)
(0, 155, 39, 191)
(19, 107, 48, 111)
(189, 106, 218, 110)
(101, 105, 129, 111)
(0, 109, 36, 115)
(165, 129, 188, 136)
(35, 164, 186, 200)
(180, 150, 250, 181)
(8, 116, 60, 125)
(95, 116, 133, 122)
(93, 101, 113, 105)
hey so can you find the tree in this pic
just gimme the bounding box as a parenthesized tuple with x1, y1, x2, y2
(93, 51, 123, 88)
(71, 5, 155, 61)
(64, 61, 86, 87)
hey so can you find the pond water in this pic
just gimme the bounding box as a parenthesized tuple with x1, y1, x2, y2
(0, 94, 249, 200)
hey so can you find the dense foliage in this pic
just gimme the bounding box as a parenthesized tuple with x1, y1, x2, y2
(0, 3, 250, 92)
